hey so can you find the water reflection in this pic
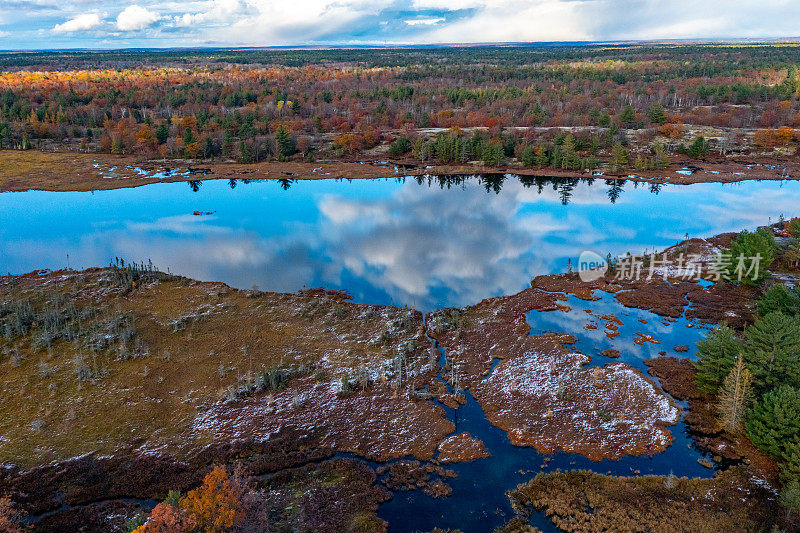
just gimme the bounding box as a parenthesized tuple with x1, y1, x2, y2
(1, 176, 799, 310)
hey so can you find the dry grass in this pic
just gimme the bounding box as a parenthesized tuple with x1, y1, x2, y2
(506, 467, 791, 532)
(0, 267, 439, 467)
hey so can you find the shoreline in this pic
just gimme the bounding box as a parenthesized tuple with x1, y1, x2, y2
(2, 149, 800, 193)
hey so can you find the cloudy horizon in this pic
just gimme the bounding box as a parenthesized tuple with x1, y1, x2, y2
(2, 0, 800, 50)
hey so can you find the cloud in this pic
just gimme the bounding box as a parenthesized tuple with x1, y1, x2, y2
(405, 17, 444, 26)
(7, 0, 800, 47)
(173, 0, 244, 28)
(116, 5, 160, 31)
(52, 13, 103, 33)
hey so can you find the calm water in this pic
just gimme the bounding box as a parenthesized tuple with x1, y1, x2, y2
(2, 175, 798, 532)
(1, 175, 798, 311)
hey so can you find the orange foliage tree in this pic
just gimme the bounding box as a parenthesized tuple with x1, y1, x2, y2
(179, 466, 242, 532)
(132, 502, 197, 533)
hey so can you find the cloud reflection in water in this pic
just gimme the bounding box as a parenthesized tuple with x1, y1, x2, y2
(1, 176, 799, 310)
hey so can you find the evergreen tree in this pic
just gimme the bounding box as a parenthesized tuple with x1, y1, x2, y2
(747, 385, 800, 460)
(758, 284, 800, 317)
(717, 354, 752, 434)
(609, 142, 629, 171)
(238, 141, 252, 163)
(519, 145, 536, 167)
(275, 125, 294, 161)
(560, 134, 581, 170)
(388, 136, 411, 157)
(652, 142, 670, 169)
(781, 439, 800, 485)
(695, 324, 740, 394)
(155, 123, 169, 145)
(780, 479, 800, 518)
(743, 312, 800, 391)
(619, 105, 636, 126)
(647, 103, 667, 124)
(687, 136, 710, 158)
(482, 140, 505, 166)
(725, 229, 778, 285)
(534, 146, 549, 167)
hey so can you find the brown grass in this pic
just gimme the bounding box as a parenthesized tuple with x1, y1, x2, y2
(505, 467, 791, 532)
(0, 267, 448, 467)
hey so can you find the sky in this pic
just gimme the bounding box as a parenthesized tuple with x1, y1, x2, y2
(2, 0, 800, 50)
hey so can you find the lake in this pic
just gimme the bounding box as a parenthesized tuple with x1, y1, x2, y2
(1, 175, 798, 311)
(2, 174, 798, 532)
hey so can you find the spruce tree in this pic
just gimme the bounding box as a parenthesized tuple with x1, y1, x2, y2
(694, 324, 740, 395)
(758, 284, 800, 317)
(609, 142, 628, 171)
(560, 135, 581, 170)
(717, 354, 752, 434)
(619, 105, 636, 125)
(746, 385, 800, 460)
(518, 145, 533, 167)
(743, 312, 800, 391)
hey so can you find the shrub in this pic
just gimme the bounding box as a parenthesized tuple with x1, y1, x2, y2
(0, 497, 23, 533)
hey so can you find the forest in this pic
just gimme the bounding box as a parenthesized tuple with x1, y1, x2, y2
(3, 44, 800, 170)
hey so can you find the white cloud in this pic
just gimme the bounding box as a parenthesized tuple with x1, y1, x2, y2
(405, 17, 444, 26)
(174, 0, 243, 27)
(410, 0, 590, 43)
(52, 13, 103, 33)
(7, 0, 800, 47)
(116, 5, 160, 31)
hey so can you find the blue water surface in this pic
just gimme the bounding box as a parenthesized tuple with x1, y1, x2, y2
(1, 175, 798, 311)
(2, 175, 798, 532)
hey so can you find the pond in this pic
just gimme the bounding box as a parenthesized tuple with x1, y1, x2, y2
(2, 174, 798, 532)
(1, 175, 798, 311)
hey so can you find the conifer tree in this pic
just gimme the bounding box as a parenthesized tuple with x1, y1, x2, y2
(743, 312, 800, 391)
(609, 142, 628, 171)
(694, 324, 740, 394)
(717, 354, 752, 434)
(746, 385, 800, 460)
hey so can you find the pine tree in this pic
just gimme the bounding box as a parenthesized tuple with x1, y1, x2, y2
(647, 103, 667, 124)
(652, 142, 670, 169)
(757, 284, 800, 317)
(609, 142, 628, 172)
(725, 229, 778, 285)
(780, 479, 800, 518)
(519, 145, 536, 167)
(275, 125, 294, 161)
(560, 134, 581, 170)
(619, 105, 636, 125)
(694, 324, 740, 394)
(717, 354, 752, 434)
(780, 439, 800, 485)
(746, 385, 800, 460)
(743, 312, 800, 391)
